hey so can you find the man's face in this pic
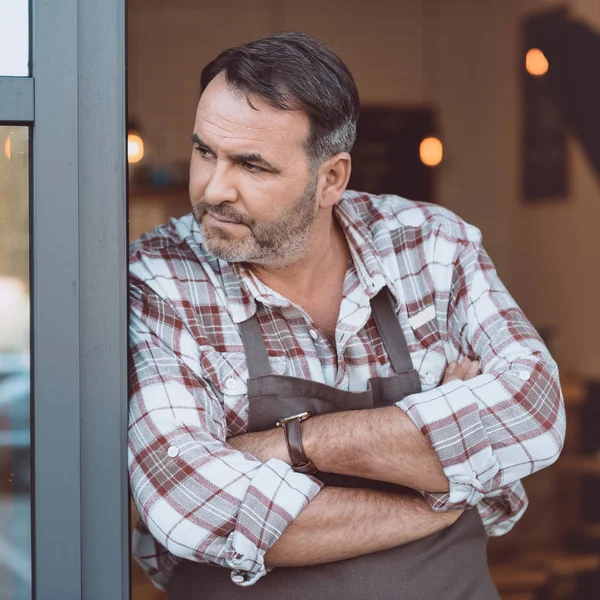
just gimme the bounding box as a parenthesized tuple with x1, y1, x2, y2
(190, 73, 319, 267)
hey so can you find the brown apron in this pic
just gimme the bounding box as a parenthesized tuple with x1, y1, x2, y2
(169, 289, 500, 599)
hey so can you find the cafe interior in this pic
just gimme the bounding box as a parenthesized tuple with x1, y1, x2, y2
(125, 1, 600, 598)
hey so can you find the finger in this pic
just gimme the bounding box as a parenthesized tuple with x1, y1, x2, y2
(454, 356, 471, 380)
(443, 358, 478, 384)
(442, 361, 458, 384)
(464, 360, 480, 380)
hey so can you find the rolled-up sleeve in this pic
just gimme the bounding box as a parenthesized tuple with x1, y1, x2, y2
(128, 280, 322, 586)
(396, 234, 566, 513)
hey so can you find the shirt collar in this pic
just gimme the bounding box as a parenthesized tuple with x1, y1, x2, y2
(334, 195, 401, 307)
(221, 261, 302, 324)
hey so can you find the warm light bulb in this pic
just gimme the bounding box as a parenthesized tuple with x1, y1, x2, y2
(420, 137, 443, 167)
(128, 133, 144, 164)
(4, 135, 10, 159)
(526, 48, 549, 76)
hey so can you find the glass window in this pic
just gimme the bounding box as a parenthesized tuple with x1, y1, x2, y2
(0, 0, 29, 76)
(0, 126, 31, 600)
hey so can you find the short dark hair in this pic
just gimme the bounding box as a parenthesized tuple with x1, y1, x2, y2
(200, 32, 360, 164)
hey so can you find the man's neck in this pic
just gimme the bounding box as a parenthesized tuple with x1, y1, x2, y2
(249, 213, 350, 304)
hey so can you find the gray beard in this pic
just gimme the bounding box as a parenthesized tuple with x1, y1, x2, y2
(192, 176, 318, 268)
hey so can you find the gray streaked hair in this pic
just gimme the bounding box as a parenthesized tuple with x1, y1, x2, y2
(200, 32, 360, 164)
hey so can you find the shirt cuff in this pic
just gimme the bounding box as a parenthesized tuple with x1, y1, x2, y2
(228, 458, 323, 586)
(396, 376, 500, 511)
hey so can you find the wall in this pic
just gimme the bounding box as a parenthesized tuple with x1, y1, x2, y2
(128, 0, 426, 165)
(425, 0, 519, 285)
(426, 0, 600, 377)
(515, 0, 600, 377)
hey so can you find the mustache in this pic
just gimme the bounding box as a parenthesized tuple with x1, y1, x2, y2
(194, 201, 254, 227)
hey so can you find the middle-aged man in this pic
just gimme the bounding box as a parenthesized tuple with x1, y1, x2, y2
(128, 32, 566, 599)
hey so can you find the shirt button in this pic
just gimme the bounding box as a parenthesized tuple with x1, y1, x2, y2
(309, 329, 318, 340)
(167, 446, 179, 458)
(519, 370, 531, 381)
(225, 378, 237, 390)
(424, 373, 436, 385)
(232, 574, 245, 584)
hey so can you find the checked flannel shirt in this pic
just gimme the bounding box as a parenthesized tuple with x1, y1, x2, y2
(128, 190, 566, 590)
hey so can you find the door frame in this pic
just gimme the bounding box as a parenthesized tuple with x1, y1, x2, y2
(17, 0, 130, 598)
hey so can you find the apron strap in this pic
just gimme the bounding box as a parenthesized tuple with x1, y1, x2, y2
(238, 313, 272, 379)
(371, 288, 415, 375)
(239, 288, 414, 378)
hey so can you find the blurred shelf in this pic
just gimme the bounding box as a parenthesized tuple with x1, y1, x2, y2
(491, 550, 600, 597)
(558, 455, 600, 476)
(577, 524, 600, 541)
(490, 564, 550, 593)
(561, 374, 587, 407)
(519, 549, 600, 577)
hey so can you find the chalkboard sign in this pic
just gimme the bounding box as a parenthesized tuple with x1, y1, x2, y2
(522, 9, 569, 202)
(348, 107, 435, 203)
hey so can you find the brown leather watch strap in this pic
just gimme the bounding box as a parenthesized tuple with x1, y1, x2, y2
(283, 419, 317, 474)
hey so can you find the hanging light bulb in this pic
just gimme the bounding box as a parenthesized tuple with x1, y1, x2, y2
(127, 132, 144, 164)
(420, 136, 443, 167)
(526, 48, 549, 76)
(4, 135, 11, 159)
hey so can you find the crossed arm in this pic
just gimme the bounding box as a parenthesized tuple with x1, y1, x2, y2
(228, 359, 478, 484)
(130, 234, 565, 578)
(229, 360, 478, 567)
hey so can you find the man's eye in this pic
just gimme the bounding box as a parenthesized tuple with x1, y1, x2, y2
(194, 146, 213, 159)
(243, 162, 264, 174)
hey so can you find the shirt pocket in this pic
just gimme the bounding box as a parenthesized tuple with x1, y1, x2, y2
(408, 304, 441, 349)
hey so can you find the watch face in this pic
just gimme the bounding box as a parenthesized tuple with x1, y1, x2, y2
(277, 411, 312, 426)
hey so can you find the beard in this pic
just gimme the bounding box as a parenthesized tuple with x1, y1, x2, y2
(192, 175, 319, 268)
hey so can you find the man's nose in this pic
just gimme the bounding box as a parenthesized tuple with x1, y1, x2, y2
(203, 161, 238, 205)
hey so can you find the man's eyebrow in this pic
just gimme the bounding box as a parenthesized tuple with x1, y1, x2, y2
(191, 133, 212, 150)
(230, 152, 281, 173)
(191, 133, 281, 174)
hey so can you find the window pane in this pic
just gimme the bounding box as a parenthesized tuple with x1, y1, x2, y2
(0, 0, 29, 76)
(0, 126, 31, 600)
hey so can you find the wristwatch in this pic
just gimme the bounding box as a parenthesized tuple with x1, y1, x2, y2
(276, 411, 317, 474)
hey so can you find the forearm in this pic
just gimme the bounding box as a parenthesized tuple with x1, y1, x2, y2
(303, 406, 449, 492)
(265, 486, 461, 567)
(228, 406, 448, 493)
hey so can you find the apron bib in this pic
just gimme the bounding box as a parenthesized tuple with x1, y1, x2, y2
(169, 289, 500, 599)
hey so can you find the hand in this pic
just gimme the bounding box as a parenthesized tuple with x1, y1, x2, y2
(441, 357, 480, 384)
(227, 426, 289, 463)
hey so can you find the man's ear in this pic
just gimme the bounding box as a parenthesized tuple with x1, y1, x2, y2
(318, 152, 352, 209)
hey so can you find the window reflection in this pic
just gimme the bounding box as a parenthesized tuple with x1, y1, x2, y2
(0, 126, 31, 600)
(0, 0, 29, 77)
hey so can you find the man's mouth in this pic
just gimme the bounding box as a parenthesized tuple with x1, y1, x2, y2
(205, 212, 245, 226)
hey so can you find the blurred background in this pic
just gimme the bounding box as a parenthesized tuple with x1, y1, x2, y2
(4, 0, 599, 598)
(0, 124, 31, 600)
(125, 1, 600, 599)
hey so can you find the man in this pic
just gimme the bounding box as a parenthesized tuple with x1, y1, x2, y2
(128, 32, 566, 599)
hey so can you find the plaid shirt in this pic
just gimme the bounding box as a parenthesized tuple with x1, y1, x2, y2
(128, 191, 566, 589)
